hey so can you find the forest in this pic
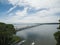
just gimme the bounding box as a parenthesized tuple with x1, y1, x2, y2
(0, 22, 21, 45)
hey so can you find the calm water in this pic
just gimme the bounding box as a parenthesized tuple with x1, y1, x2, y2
(16, 24, 59, 45)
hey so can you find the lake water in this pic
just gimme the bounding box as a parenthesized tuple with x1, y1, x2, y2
(16, 24, 59, 45)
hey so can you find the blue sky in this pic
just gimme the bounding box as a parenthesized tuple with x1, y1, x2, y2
(0, 0, 60, 23)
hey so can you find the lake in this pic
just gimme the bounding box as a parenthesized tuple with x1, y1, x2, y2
(16, 24, 59, 45)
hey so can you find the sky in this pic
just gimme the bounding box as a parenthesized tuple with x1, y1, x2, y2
(0, 0, 60, 24)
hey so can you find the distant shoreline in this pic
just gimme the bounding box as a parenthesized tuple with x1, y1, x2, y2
(16, 23, 60, 32)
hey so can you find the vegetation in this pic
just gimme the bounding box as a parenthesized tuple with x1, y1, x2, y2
(54, 31, 60, 45)
(57, 20, 60, 29)
(0, 22, 21, 45)
(54, 21, 60, 45)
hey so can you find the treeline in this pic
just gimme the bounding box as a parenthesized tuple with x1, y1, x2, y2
(0, 22, 21, 45)
(54, 31, 60, 45)
(54, 23, 60, 45)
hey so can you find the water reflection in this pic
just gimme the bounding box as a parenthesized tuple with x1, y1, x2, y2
(16, 25, 58, 45)
(54, 24, 60, 45)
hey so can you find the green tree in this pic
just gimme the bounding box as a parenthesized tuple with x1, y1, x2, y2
(54, 31, 60, 45)
(57, 20, 60, 29)
(0, 22, 21, 45)
(54, 22, 60, 45)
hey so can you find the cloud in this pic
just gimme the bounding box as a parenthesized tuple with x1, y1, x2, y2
(8, 0, 60, 8)
(5, 7, 28, 23)
(16, 8, 59, 23)
(0, 0, 60, 23)
(6, 7, 60, 23)
(0, 0, 9, 4)
(7, 6, 17, 14)
(7, 0, 60, 14)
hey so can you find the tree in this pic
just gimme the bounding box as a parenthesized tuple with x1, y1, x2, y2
(57, 20, 60, 29)
(54, 31, 60, 45)
(54, 22, 60, 45)
(0, 22, 21, 45)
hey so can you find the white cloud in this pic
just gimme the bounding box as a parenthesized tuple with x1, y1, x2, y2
(15, 9, 59, 23)
(8, 0, 60, 8)
(8, 0, 19, 5)
(6, 7, 60, 23)
(5, 0, 60, 23)
(6, 7, 28, 23)
(19, 16, 58, 23)
(7, 6, 17, 14)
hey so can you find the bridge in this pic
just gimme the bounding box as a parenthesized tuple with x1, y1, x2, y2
(16, 23, 60, 32)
